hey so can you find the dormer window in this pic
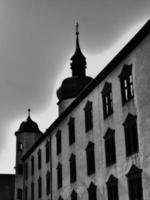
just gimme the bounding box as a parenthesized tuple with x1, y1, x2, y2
(84, 101, 93, 132)
(123, 114, 139, 157)
(119, 64, 134, 105)
(68, 117, 75, 145)
(101, 82, 113, 119)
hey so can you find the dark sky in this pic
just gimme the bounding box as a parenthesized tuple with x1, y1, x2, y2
(0, 0, 150, 173)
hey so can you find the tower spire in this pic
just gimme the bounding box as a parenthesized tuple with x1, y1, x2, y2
(70, 22, 86, 77)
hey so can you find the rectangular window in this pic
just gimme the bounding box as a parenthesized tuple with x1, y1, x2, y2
(57, 163, 62, 189)
(31, 157, 34, 175)
(18, 164, 23, 175)
(127, 166, 143, 200)
(46, 141, 50, 163)
(86, 142, 95, 175)
(38, 149, 42, 169)
(31, 183, 34, 200)
(123, 114, 139, 157)
(119, 64, 134, 105)
(17, 189, 22, 200)
(106, 176, 119, 200)
(25, 186, 28, 200)
(56, 130, 62, 155)
(46, 171, 50, 195)
(70, 154, 76, 183)
(102, 82, 113, 119)
(84, 101, 93, 132)
(104, 129, 116, 167)
(25, 163, 28, 180)
(38, 177, 42, 198)
(68, 118, 75, 145)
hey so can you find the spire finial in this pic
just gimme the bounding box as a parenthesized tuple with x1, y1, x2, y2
(76, 22, 79, 36)
(28, 108, 31, 118)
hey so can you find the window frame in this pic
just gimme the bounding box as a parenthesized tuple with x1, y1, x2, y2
(119, 64, 134, 105)
(68, 117, 75, 145)
(84, 101, 93, 132)
(86, 142, 95, 176)
(69, 154, 77, 183)
(123, 114, 139, 157)
(56, 130, 62, 155)
(104, 128, 116, 167)
(126, 165, 143, 200)
(101, 82, 113, 119)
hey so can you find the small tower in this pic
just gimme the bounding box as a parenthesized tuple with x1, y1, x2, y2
(57, 23, 93, 114)
(14, 109, 42, 200)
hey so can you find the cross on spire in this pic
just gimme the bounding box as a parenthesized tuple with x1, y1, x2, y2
(28, 108, 31, 117)
(76, 22, 79, 35)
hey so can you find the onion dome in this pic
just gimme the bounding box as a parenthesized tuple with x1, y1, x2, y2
(15, 109, 42, 134)
(57, 23, 93, 102)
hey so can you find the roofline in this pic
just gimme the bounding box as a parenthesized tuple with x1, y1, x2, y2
(22, 19, 150, 161)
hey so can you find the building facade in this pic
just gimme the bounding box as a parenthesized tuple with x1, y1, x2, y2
(14, 20, 150, 200)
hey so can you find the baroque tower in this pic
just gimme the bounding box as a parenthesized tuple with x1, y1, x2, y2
(14, 109, 42, 200)
(57, 23, 93, 114)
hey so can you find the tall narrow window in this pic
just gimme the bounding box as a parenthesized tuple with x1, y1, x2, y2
(57, 163, 62, 189)
(69, 154, 76, 183)
(101, 82, 113, 119)
(88, 182, 97, 200)
(123, 114, 139, 157)
(17, 189, 22, 200)
(38, 149, 42, 169)
(56, 130, 62, 155)
(84, 101, 93, 132)
(25, 163, 28, 180)
(68, 117, 75, 145)
(31, 156, 34, 175)
(119, 64, 134, 105)
(106, 175, 119, 200)
(46, 141, 50, 163)
(18, 164, 23, 174)
(25, 186, 28, 200)
(46, 171, 50, 195)
(31, 182, 34, 200)
(126, 165, 143, 200)
(71, 190, 77, 200)
(104, 128, 116, 166)
(38, 176, 42, 198)
(86, 142, 95, 175)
